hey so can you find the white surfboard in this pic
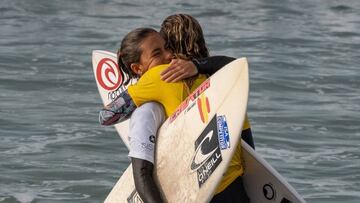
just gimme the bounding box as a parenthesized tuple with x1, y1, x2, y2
(92, 50, 306, 203)
(91, 50, 132, 149)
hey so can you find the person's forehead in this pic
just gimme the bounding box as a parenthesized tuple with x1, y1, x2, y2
(146, 32, 163, 43)
(141, 34, 164, 50)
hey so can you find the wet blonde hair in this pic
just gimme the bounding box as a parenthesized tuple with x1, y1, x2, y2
(160, 14, 209, 60)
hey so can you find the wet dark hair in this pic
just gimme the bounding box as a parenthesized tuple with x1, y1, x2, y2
(117, 27, 157, 85)
(160, 14, 209, 60)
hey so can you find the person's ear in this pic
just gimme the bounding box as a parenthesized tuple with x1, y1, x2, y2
(130, 63, 142, 76)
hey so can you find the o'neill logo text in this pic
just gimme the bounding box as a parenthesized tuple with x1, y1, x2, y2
(191, 115, 222, 187)
(96, 58, 123, 91)
(197, 93, 210, 123)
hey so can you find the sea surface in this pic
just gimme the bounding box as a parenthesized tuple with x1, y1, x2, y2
(0, 0, 359, 202)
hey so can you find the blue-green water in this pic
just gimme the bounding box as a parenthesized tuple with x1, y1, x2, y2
(0, 0, 359, 202)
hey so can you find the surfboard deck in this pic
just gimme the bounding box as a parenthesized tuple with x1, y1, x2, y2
(92, 50, 306, 203)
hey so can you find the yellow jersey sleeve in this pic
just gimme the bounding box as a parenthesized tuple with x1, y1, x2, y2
(127, 64, 184, 117)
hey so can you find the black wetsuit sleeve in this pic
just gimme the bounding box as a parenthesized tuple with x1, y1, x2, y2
(132, 158, 163, 203)
(192, 55, 236, 76)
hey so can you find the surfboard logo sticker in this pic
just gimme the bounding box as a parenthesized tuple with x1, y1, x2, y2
(217, 115, 231, 150)
(197, 93, 210, 123)
(190, 115, 222, 187)
(263, 183, 276, 200)
(191, 131, 218, 170)
(127, 189, 143, 203)
(96, 57, 124, 91)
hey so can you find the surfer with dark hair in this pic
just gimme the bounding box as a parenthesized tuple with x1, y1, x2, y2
(100, 27, 209, 202)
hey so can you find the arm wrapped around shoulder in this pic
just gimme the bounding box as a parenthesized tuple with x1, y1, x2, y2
(99, 90, 137, 125)
(192, 55, 236, 76)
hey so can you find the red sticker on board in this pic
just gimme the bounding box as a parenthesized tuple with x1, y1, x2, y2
(197, 93, 210, 123)
(96, 58, 123, 91)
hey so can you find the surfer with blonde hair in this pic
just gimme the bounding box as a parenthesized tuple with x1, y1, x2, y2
(160, 13, 252, 203)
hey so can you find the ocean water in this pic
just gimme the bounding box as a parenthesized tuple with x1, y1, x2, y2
(0, 0, 359, 202)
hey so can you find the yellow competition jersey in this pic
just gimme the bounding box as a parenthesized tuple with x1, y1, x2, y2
(128, 64, 207, 117)
(128, 64, 251, 194)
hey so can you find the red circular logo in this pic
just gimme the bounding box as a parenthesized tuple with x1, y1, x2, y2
(96, 58, 123, 91)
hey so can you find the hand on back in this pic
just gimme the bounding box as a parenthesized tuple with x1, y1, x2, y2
(160, 59, 198, 82)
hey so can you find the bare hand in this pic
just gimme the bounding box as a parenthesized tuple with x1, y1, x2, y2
(160, 59, 198, 82)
